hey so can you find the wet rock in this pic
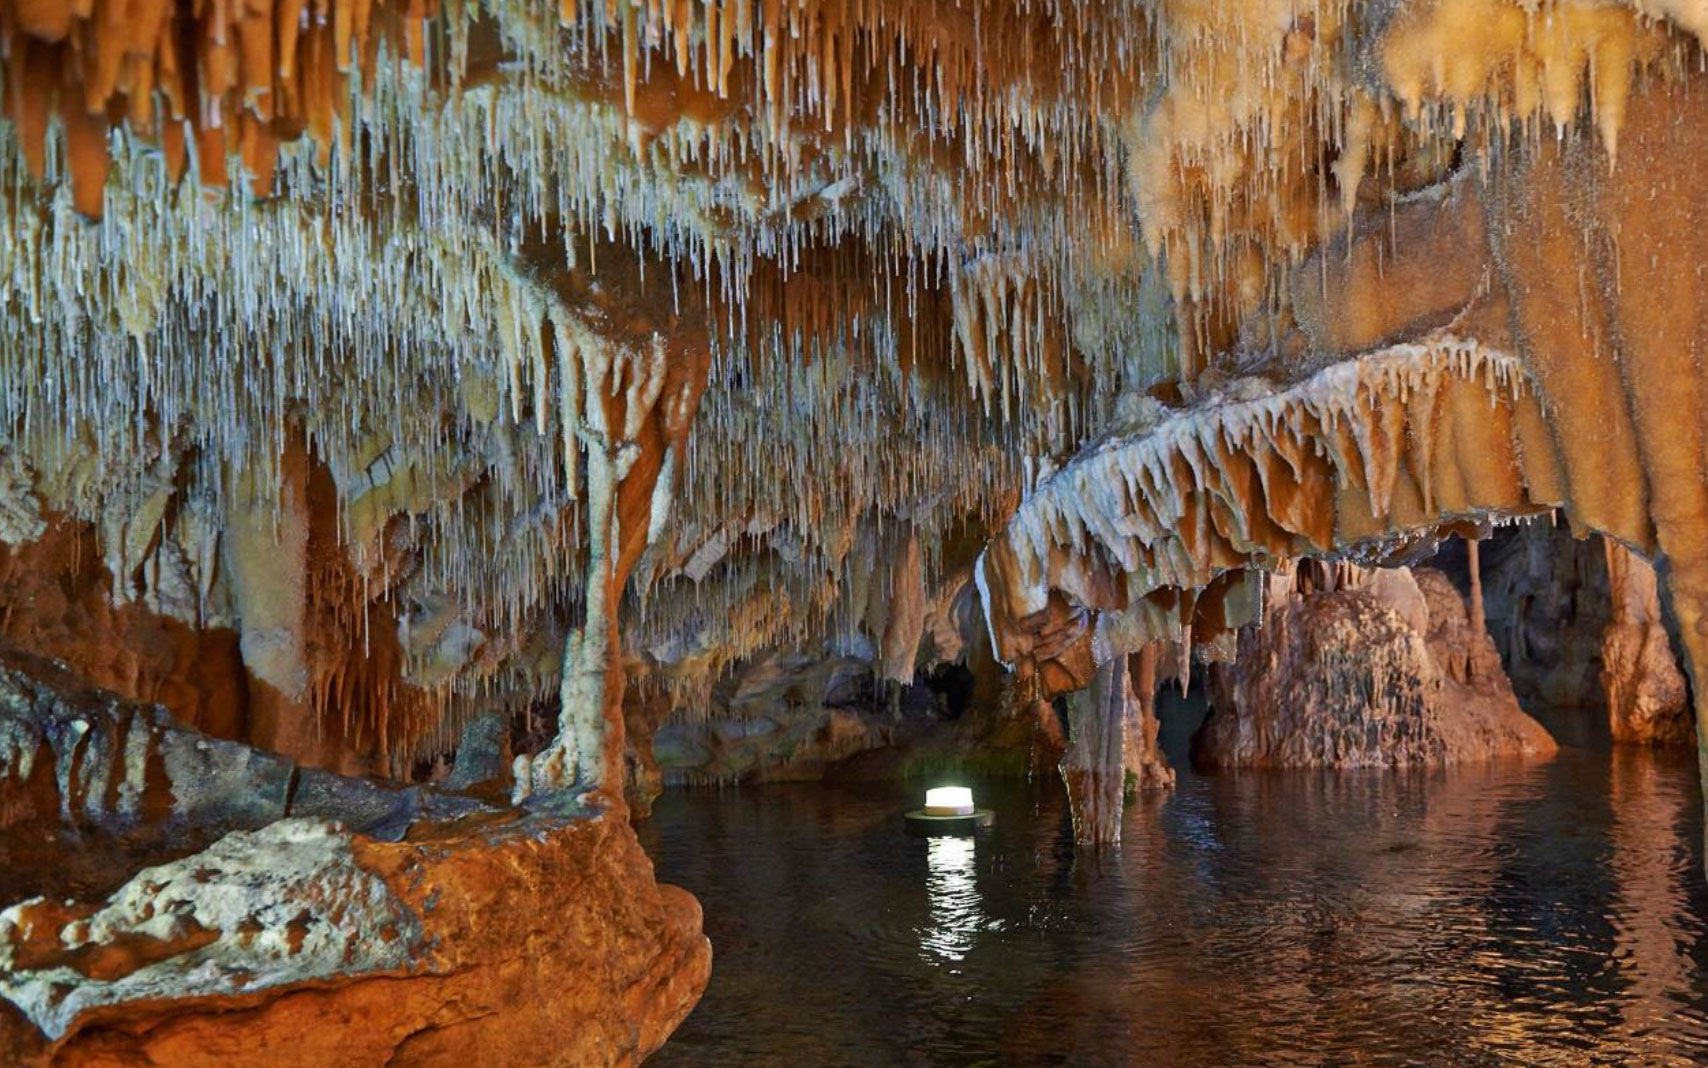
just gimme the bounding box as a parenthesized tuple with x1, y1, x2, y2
(650, 727, 712, 770)
(1474, 522, 1612, 711)
(1122, 646, 1174, 796)
(1059, 648, 1175, 845)
(1195, 566, 1557, 769)
(637, 651, 902, 787)
(1061, 660, 1125, 845)
(1602, 544, 1693, 746)
(711, 717, 779, 742)
(657, 708, 891, 786)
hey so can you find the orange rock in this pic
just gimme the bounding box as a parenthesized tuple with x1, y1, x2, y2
(11, 0, 73, 41)
(2, 813, 710, 1067)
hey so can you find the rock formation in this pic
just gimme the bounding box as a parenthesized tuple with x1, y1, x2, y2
(1602, 542, 1693, 747)
(0, 654, 709, 1067)
(0, 809, 709, 1068)
(1195, 564, 1556, 770)
(1122, 644, 1174, 796)
(0, 649, 483, 899)
(1458, 522, 1694, 743)
(5, 0, 1708, 1057)
(2, 0, 1706, 801)
(1477, 521, 1613, 713)
(1061, 648, 1174, 844)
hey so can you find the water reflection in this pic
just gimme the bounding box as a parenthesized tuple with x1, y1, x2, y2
(643, 700, 1708, 1067)
(1606, 747, 1708, 1058)
(920, 836, 982, 966)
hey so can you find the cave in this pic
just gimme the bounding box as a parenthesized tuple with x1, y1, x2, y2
(3, 0, 1708, 1064)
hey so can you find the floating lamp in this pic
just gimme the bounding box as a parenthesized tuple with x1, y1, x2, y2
(905, 785, 994, 836)
(924, 787, 974, 816)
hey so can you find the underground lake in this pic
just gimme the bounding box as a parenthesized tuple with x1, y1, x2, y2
(643, 700, 1708, 1067)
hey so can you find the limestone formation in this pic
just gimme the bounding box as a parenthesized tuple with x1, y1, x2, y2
(1195, 564, 1556, 769)
(0, 663, 708, 1067)
(1602, 542, 1693, 747)
(2, 0, 1706, 807)
(1478, 521, 1612, 712)
(0, 809, 709, 1068)
(981, 64, 1708, 844)
(6, 0, 1708, 1059)
(1, 819, 423, 1044)
(1122, 644, 1174, 796)
(0, 648, 502, 901)
(1061, 649, 1174, 845)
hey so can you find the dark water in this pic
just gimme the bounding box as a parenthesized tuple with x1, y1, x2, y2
(641, 700, 1708, 1067)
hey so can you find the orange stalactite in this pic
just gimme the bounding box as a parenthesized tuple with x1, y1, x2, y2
(1, 0, 1708, 805)
(0, 0, 434, 217)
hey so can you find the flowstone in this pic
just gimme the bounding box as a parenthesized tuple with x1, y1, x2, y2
(1195, 567, 1556, 769)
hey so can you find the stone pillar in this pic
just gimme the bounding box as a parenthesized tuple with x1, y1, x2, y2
(1060, 657, 1128, 846)
(222, 430, 321, 767)
(1602, 540, 1691, 746)
(1122, 644, 1175, 795)
(521, 319, 710, 809)
(1467, 537, 1486, 637)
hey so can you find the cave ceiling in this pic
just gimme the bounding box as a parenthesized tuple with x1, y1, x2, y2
(2, 0, 1706, 766)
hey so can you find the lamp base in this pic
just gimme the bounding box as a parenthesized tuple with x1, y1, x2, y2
(903, 809, 995, 836)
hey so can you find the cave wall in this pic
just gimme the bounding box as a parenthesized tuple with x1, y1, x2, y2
(0, 0, 1706, 918)
(1, 0, 1705, 802)
(5, 0, 1708, 1054)
(1463, 521, 1613, 713)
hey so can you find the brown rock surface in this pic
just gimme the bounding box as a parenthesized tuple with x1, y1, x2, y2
(1602, 543, 1693, 746)
(0, 519, 250, 745)
(0, 810, 709, 1068)
(1195, 565, 1556, 769)
(1122, 645, 1175, 795)
(0, 648, 488, 902)
(0, 657, 709, 1067)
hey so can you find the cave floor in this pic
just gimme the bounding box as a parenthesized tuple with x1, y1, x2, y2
(641, 699, 1708, 1066)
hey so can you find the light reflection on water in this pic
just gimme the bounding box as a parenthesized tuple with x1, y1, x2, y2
(641, 700, 1708, 1066)
(921, 836, 983, 967)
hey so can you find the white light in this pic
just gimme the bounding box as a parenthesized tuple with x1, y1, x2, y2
(922, 836, 980, 964)
(924, 786, 974, 816)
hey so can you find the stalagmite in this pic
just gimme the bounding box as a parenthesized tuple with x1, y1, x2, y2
(1602, 541, 1692, 747)
(1196, 564, 1555, 769)
(1060, 655, 1130, 846)
(524, 315, 708, 803)
(4, 0, 1708, 1056)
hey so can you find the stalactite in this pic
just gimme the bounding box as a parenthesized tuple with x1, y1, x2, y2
(1060, 654, 1130, 846)
(1467, 537, 1486, 640)
(0, 0, 1706, 794)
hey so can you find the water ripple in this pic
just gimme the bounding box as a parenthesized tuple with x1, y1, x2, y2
(643, 713, 1708, 1067)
